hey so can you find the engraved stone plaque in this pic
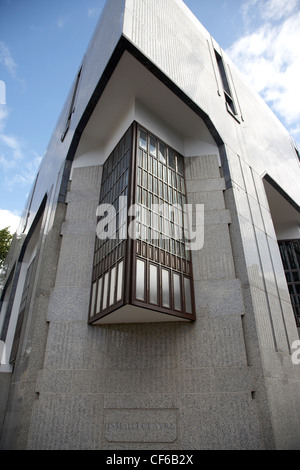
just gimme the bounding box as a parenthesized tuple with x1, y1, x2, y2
(104, 409, 177, 443)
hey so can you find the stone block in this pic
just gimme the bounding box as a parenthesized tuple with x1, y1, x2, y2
(248, 195, 265, 231)
(60, 220, 97, 236)
(252, 169, 270, 210)
(240, 159, 257, 200)
(204, 209, 231, 225)
(260, 205, 277, 240)
(54, 233, 95, 288)
(185, 154, 220, 180)
(71, 165, 102, 191)
(194, 279, 245, 316)
(178, 392, 262, 449)
(265, 378, 300, 450)
(66, 188, 100, 204)
(227, 150, 245, 190)
(186, 178, 226, 193)
(188, 190, 225, 211)
(238, 215, 265, 290)
(72, 369, 106, 394)
(178, 368, 213, 393)
(231, 185, 252, 221)
(103, 393, 177, 409)
(36, 370, 73, 394)
(177, 315, 248, 368)
(267, 293, 290, 354)
(27, 394, 104, 450)
(47, 286, 91, 322)
(65, 199, 99, 222)
(212, 366, 255, 393)
(250, 285, 276, 350)
(43, 321, 100, 370)
(194, 223, 236, 280)
(254, 227, 278, 297)
(105, 368, 178, 394)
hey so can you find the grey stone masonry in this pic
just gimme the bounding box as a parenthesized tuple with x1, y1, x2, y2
(26, 158, 266, 450)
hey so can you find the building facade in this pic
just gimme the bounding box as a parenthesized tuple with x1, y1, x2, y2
(1, 0, 300, 450)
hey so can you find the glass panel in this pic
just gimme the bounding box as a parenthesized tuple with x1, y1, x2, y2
(90, 282, 97, 317)
(109, 266, 116, 306)
(116, 261, 123, 302)
(149, 264, 158, 304)
(177, 155, 184, 175)
(159, 142, 166, 164)
(184, 277, 192, 314)
(162, 269, 170, 308)
(102, 272, 109, 310)
(173, 273, 181, 311)
(96, 277, 103, 313)
(150, 135, 156, 157)
(168, 149, 176, 170)
(138, 149, 143, 167)
(136, 259, 145, 301)
(139, 128, 147, 150)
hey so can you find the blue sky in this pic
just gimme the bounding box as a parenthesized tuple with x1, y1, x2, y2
(0, 0, 300, 232)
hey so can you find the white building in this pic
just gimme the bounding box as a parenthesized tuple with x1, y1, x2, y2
(1, 0, 300, 450)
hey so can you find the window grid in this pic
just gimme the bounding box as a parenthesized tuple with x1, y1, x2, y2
(278, 239, 300, 327)
(89, 123, 196, 323)
(89, 127, 132, 319)
(136, 128, 189, 262)
(133, 126, 195, 317)
(92, 128, 131, 281)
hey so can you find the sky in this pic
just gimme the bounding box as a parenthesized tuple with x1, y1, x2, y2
(0, 0, 299, 233)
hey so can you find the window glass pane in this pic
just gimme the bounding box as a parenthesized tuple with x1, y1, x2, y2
(117, 261, 123, 302)
(139, 128, 147, 150)
(152, 158, 157, 176)
(149, 264, 158, 304)
(168, 149, 176, 170)
(109, 266, 116, 306)
(162, 269, 170, 308)
(136, 259, 145, 301)
(90, 282, 97, 317)
(143, 170, 147, 187)
(173, 273, 181, 311)
(102, 272, 109, 310)
(184, 277, 192, 314)
(159, 142, 166, 164)
(148, 174, 152, 192)
(138, 149, 143, 167)
(137, 168, 142, 185)
(177, 156, 184, 175)
(150, 135, 156, 157)
(96, 277, 103, 313)
(163, 165, 167, 182)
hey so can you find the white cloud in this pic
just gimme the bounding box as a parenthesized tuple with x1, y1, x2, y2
(88, 8, 101, 18)
(0, 209, 21, 233)
(0, 41, 17, 78)
(0, 105, 8, 133)
(0, 81, 6, 105)
(260, 0, 298, 20)
(0, 132, 24, 161)
(0, 106, 42, 190)
(4, 153, 42, 191)
(227, 5, 300, 132)
(57, 18, 66, 28)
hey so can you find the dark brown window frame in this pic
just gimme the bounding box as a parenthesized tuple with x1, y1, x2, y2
(89, 121, 196, 324)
